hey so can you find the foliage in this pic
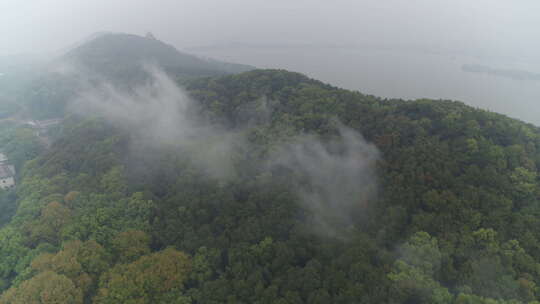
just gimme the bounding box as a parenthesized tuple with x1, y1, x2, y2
(0, 271, 83, 304)
(2, 69, 540, 303)
(94, 248, 191, 303)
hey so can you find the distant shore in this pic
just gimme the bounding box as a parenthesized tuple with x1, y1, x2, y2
(462, 64, 540, 81)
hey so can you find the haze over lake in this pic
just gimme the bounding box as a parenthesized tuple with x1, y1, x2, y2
(189, 44, 540, 125)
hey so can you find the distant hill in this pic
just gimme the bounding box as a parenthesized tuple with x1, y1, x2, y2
(61, 33, 254, 79)
(20, 33, 255, 119)
(462, 64, 540, 81)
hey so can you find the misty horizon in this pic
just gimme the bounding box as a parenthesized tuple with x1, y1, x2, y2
(3, 29, 540, 125)
(3, 0, 540, 124)
(3, 0, 540, 57)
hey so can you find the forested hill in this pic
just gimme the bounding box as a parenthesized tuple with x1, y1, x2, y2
(61, 33, 254, 78)
(1, 69, 540, 303)
(21, 33, 254, 119)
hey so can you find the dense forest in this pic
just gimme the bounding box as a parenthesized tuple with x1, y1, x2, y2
(1, 65, 540, 304)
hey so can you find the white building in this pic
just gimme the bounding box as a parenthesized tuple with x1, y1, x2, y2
(0, 153, 7, 164)
(25, 119, 61, 129)
(0, 165, 15, 190)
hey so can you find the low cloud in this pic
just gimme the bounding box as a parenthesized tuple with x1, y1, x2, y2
(270, 125, 380, 238)
(70, 66, 380, 238)
(70, 65, 244, 179)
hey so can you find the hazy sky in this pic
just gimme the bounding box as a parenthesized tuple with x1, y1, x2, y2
(2, 0, 540, 58)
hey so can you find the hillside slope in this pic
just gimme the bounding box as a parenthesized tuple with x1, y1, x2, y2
(20, 33, 254, 119)
(1, 69, 540, 303)
(61, 33, 254, 78)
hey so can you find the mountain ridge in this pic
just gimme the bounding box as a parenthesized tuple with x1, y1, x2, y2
(60, 32, 254, 77)
(20, 32, 255, 119)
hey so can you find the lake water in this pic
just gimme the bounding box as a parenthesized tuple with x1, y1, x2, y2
(189, 46, 540, 126)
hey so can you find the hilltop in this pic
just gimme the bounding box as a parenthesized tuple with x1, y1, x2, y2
(61, 32, 254, 78)
(20, 32, 254, 119)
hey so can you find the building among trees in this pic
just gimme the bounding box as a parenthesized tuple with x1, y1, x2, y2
(0, 153, 15, 189)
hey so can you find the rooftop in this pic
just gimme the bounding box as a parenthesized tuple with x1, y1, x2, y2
(0, 165, 15, 179)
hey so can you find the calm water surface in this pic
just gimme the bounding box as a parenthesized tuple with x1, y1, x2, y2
(191, 46, 540, 125)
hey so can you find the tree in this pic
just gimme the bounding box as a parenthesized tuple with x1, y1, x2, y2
(26, 201, 72, 246)
(0, 227, 29, 291)
(30, 240, 110, 297)
(110, 230, 150, 264)
(94, 248, 192, 303)
(388, 232, 452, 304)
(0, 271, 83, 304)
